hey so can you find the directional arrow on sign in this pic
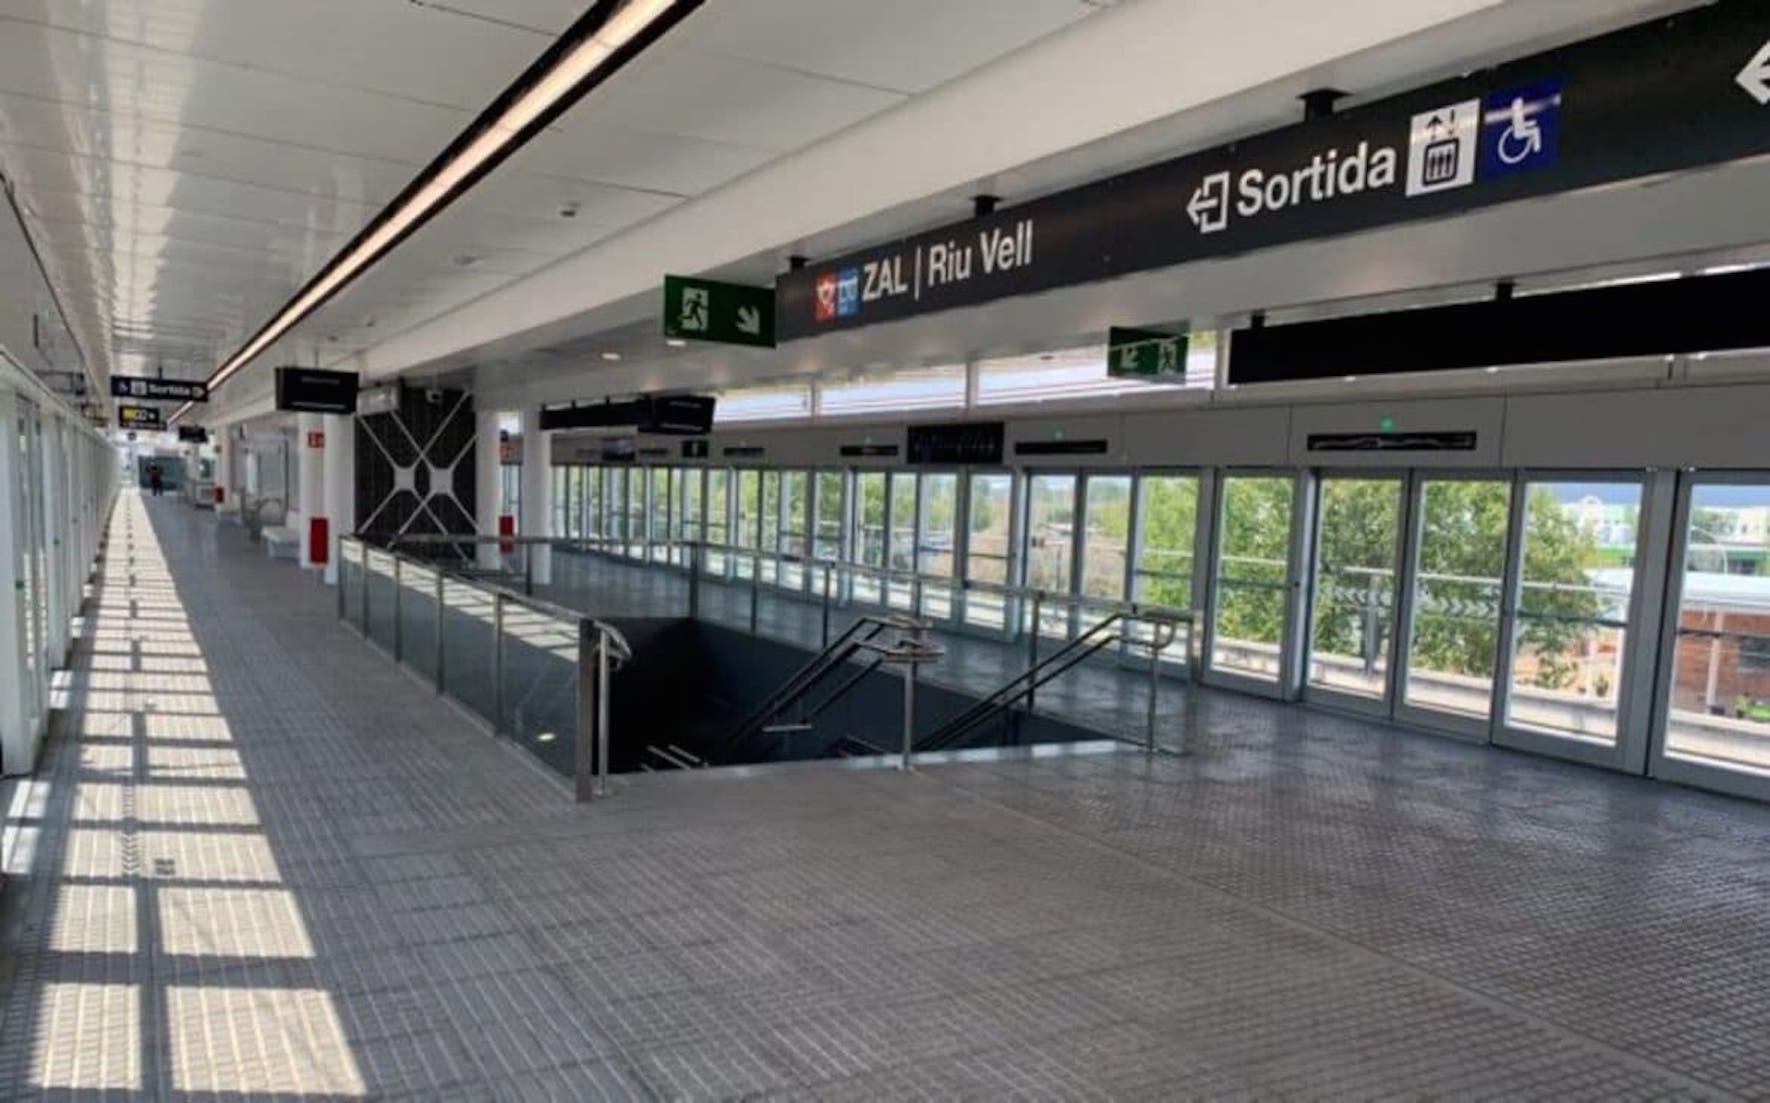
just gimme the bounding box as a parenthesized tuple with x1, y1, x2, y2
(1186, 172, 1229, 234)
(735, 305, 763, 336)
(1739, 38, 1770, 105)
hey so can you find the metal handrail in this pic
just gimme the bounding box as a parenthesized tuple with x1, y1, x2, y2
(919, 610, 1178, 755)
(717, 613, 931, 763)
(338, 534, 630, 799)
(349, 535, 630, 661)
(391, 532, 1195, 630)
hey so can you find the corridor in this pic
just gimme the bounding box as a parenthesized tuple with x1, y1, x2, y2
(3, 493, 1770, 1098)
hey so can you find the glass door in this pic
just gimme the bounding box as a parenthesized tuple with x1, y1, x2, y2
(676, 467, 702, 567)
(1653, 476, 1770, 799)
(648, 466, 673, 563)
(853, 471, 886, 604)
(14, 400, 45, 740)
(810, 470, 845, 601)
(1024, 473, 1077, 637)
(583, 466, 602, 542)
(1080, 474, 1133, 611)
(605, 467, 628, 551)
(1132, 473, 1200, 666)
(917, 473, 958, 621)
(1495, 478, 1647, 764)
(734, 469, 762, 580)
(1207, 473, 1296, 689)
(625, 467, 649, 559)
(963, 472, 1015, 631)
(1306, 476, 1404, 711)
(886, 472, 917, 610)
(1396, 476, 1513, 736)
(779, 470, 809, 589)
(759, 470, 782, 586)
(705, 468, 731, 577)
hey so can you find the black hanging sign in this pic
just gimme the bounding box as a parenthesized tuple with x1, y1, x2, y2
(777, 3, 1770, 340)
(177, 426, 210, 443)
(111, 375, 208, 402)
(275, 367, 359, 414)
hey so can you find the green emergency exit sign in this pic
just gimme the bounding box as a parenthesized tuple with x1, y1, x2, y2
(1107, 327, 1188, 379)
(663, 275, 776, 348)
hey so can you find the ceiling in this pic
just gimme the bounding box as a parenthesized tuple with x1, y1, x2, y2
(0, 0, 1106, 395)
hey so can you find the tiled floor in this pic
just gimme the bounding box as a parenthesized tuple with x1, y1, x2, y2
(3, 492, 1770, 1099)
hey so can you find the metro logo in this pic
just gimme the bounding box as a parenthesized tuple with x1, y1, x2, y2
(836, 268, 860, 318)
(814, 273, 838, 322)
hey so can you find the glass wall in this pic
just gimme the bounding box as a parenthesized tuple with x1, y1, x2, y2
(735, 469, 761, 580)
(1503, 480, 1641, 743)
(625, 467, 649, 559)
(887, 472, 917, 609)
(648, 466, 672, 563)
(854, 472, 886, 604)
(1081, 475, 1132, 603)
(759, 470, 782, 585)
(1403, 478, 1512, 722)
(779, 470, 809, 588)
(1663, 480, 1770, 777)
(1133, 474, 1199, 661)
(705, 468, 731, 575)
(1308, 477, 1403, 701)
(813, 471, 845, 563)
(1025, 474, 1076, 636)
(676, 467, 702, 566)
(1210, 475, 1294, 682)
(965, 473, 1014, 630)
(918, 473, 958, 619)
(583, 466, 603, 539)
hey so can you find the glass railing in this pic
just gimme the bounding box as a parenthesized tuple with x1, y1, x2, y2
(392, 533, 1199, 755)
(337, 536, 630, 799)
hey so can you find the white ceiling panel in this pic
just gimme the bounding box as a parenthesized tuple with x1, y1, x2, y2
(1, 1, 541, 109)
(565, 46, 905, 152)
(669, 0, 1100, 94)
(506, 115, 774, 197)
(0, 0, 1116, 395)
(431, 0, 595, 37)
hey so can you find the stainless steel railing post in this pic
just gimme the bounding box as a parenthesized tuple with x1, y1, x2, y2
(821, 565, 832, 649)
(492, 591, 505, 737)
(749, 556, 760, 634)
(1027, 591, 1042, 713)
(524, 545, 534, 596)
(392, 555, 403, 661)
(901, 661, 916, 772)
(433, 567, 445, 693)
(687, 541, 700, 620)
(336, 543, 347, 620)
(1146, 628, 1161, 755)
(596, 631, 612, 798)
(359, 546, 370, 629)
(576, 620, 595, 801)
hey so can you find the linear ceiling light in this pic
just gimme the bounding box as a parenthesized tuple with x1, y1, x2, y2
(173, 0, 700, 422)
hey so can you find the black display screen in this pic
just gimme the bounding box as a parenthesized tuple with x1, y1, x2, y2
(906, 422, 1004, 465)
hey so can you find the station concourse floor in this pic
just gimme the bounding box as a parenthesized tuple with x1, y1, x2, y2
(3, 494, 1770, 1099)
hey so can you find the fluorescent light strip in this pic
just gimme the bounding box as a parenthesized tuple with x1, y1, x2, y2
(178, 0, 689, 420)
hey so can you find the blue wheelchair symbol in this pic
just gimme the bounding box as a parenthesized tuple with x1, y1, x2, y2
(1480, 78, 1561, 180)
